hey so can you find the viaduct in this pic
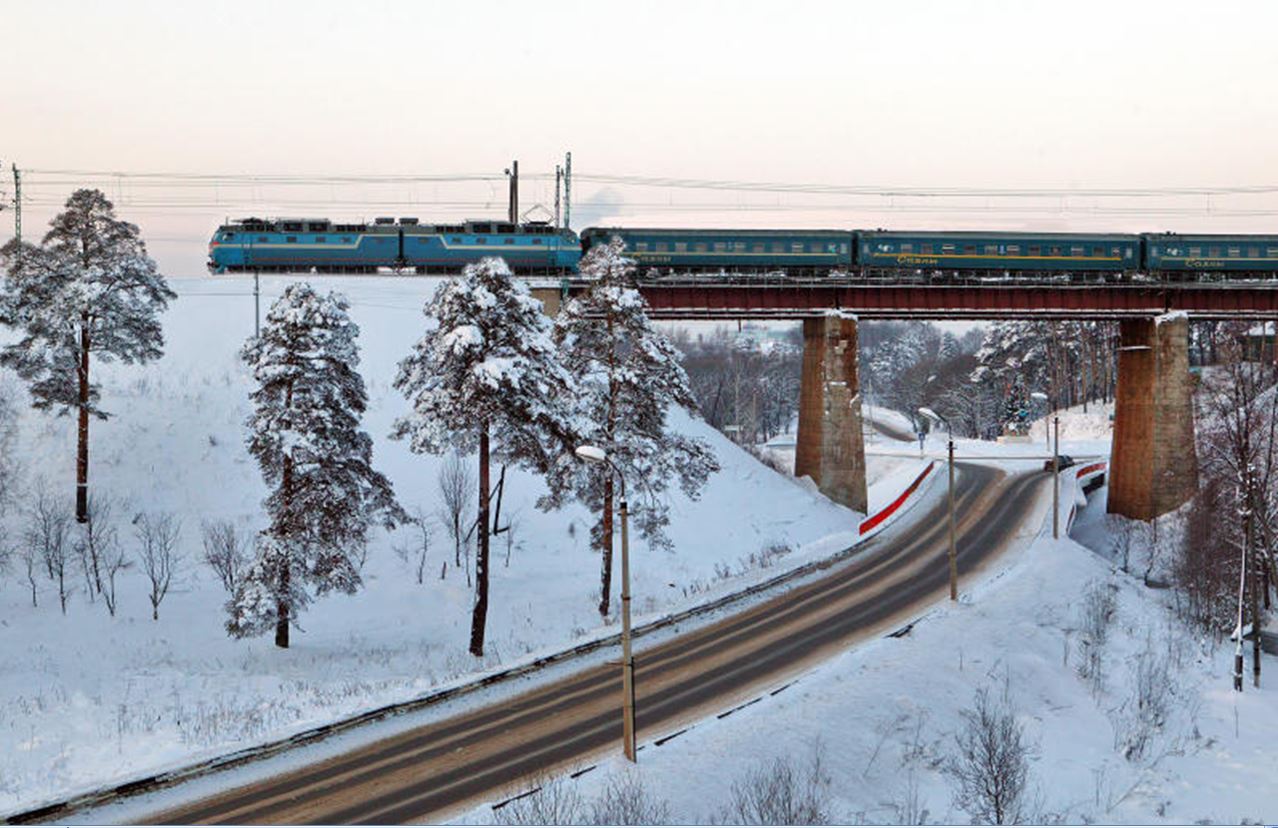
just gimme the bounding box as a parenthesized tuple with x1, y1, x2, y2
(535, 280, 1278, 521)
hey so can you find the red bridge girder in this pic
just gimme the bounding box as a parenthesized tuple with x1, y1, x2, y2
(627, 282, 1278, 320)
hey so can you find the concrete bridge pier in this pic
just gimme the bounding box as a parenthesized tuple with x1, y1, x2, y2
(1107, 313, 1199, 521)
(795, 313, 869, 513)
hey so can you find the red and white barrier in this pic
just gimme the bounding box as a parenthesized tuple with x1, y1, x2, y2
(859, 461, 938, 536)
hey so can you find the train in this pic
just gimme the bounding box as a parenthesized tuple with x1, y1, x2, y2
(208, 217, 1278, 278)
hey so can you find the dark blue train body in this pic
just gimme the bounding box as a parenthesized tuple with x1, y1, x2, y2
(859, 230, 1140, 273)
(1142, 233, 1278, 274)
(579, 227, 854, 274)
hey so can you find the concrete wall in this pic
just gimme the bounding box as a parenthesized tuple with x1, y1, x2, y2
(795, 314, 868, 513)
(1108, 315, 1199, 520)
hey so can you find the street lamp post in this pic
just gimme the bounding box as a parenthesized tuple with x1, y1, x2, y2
(919, 408, 958, 601)
(575, 445, 637, 762)
(1052, 415, 1060, 539)
(1030, 391, 1050, 450)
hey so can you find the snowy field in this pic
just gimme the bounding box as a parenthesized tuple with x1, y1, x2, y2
(458, 478, 1277, 825)
(0, 276, 926, 815)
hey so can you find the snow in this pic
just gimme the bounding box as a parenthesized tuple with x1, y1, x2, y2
(457, 470, 1278, 825)
(0, 274, 894, 816)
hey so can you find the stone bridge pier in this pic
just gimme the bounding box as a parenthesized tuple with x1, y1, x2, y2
(795, 313, 869, 513)
(1107, 313, 1199, 520)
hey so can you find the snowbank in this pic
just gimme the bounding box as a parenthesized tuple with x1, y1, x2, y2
(0, 275, 876, 814)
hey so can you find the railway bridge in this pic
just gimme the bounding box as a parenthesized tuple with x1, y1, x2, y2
(536, 278, 1278, 521)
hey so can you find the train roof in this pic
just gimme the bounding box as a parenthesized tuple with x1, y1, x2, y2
(858, 229, 1140, 241)
(1140, 232, 1278, 241)
(581, 226, 851, 236)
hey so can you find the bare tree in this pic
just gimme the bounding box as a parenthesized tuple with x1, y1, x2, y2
(136, 511, 182, 620)
(437, 452, 473, 578)
(200, 519, 249, 593)
(947, 686, 1034, 825)
(589, 771, 671, 825)
(75, 494, 119, 601)
(494, 773, 586, 826)
(394, 506, 433, 585)
(26, 487, 73, 613)
(99, 531, 130, 617)
(726, 742, 831, 825)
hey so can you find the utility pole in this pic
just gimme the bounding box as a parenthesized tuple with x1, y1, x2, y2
(507, 160, 518, 224)
(12, 164, 21, 247)
(948, 436, 957, 600)
(554, 165, 562, 230)
(563, 151, 572, 231)
(1052, 415, 1060, 539)
(1249, 474, 1261, 688)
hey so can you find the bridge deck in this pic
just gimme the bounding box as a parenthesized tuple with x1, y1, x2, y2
(611, 279, 1278, 319)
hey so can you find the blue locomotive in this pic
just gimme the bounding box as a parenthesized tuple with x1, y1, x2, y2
(208, 217, 581, 274)
(208, 218, 1278, 279)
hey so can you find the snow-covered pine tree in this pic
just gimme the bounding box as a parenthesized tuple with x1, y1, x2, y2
(229, 284, 403, 648)
(0, 189, 175, 522)
(541, 237, 719, 617)
(392, 257, 578, 657)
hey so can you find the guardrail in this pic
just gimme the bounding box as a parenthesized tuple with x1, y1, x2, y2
(859, 461, 937, 535)
(1065, 461, 1108, 532)
(3, 460, 947, 825)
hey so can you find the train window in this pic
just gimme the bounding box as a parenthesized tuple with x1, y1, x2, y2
(1070, 246, 1084, 256)
(472, 224, 492, 234)
(532, 239, 542, 245)
(308, 223, 327, 232)
(1006, 245, 1020, 254)
(753, 243, 765, 253)
(900, 243, 914, 253)
(962, 245, 976, 254)
(315, 236, 326, 244)
(840, 243, 849, 253)
(223, 232, 236, 240)
(714, 242, 727, 252)
(286, 236, 297, 243)
(1228, 247, 1241, 257)
(636, 242, 649, 251)
(1093, 246, 1104, 257)
(734, 242, 746, 252)
(676, 242, 688, 252)
(1268, 248, 1278, 257)
(1049, 246, 1062, 256)
(283, 223, 302, 232)
(1248, 247, 1259, 257)
(1028, 246, 1040, 256)
(694, 243, 708, 252)
(792, 243, 806, 253)
(1208, 247, 1221, 257)
(503, 238, 515, 245)
(942, 244, 955, 253)
(257, 235, 268, 243)
(921, 244, 933, 254)
(1189, 247, 1201, 256)
(497, 224, 515, 234)
(984, 244, 998, 255)
(476, 238, 488, 245)
(773, 242, 785, 253)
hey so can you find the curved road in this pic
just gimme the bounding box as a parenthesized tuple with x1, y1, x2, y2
(150, 463, 1045, 825)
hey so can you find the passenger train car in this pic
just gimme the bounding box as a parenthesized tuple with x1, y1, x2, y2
(208, 218, 1278, 279)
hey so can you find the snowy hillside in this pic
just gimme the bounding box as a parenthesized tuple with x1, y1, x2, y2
(0, 276, 916, 814)
(459, 480, 1277, 826)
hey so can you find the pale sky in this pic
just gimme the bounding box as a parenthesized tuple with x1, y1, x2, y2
(3, 0, 1278, 276)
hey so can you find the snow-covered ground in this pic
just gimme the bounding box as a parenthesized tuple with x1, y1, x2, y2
(0, 276, 929, 815)
(458, 473, 1277, 825)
